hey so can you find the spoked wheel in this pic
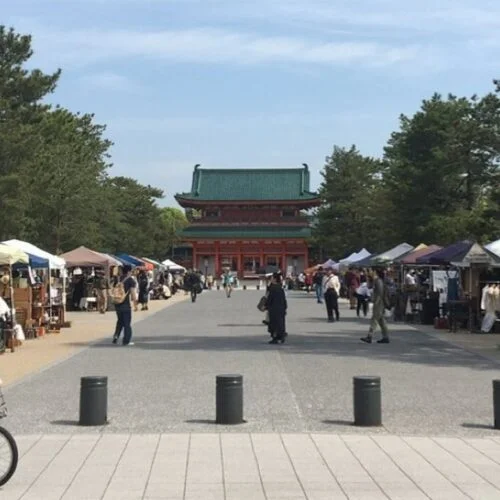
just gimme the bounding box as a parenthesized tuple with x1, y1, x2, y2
(0, 426, 18, 486)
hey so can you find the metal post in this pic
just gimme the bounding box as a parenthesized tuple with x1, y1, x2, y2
(79, 376, 108, 426)
(353, 376, 381, 427)
(494, 380, 500, 430)
(216, 374, 243, 425)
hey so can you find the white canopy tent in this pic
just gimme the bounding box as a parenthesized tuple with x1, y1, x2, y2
(3, 239, 67, 318)
(161, 259, 186, 271)
(486, 239, 500, 257)
(3, 239, 66, 269)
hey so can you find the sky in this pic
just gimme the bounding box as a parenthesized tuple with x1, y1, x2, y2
(3, 0, 500, 206)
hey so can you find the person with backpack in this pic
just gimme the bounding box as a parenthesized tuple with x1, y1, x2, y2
(110, 264, 138, 346)
(360, 268, 390, 344)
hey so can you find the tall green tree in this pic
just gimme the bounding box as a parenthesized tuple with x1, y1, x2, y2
(97, 177, 166, 257)
(26, 108, 113, 252)
(314, 145, 389, 259)
(384, 92, 500, 245)
(0, 26, 61, 240)
(158, 207, 188, 259)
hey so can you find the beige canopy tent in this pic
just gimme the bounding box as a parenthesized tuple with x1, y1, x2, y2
(60, 246, 122, 268)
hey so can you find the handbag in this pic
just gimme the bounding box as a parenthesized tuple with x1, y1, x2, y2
(257, 295, 268, 312)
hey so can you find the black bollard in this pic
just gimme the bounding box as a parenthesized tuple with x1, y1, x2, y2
(217, 285, 220, 290)
(494, 380, 500, 430)
(256, 285, 260, 290)
(79, 376, 108, 426)
(243, 285, 247, 290)
(216, 374, 243, 425)
(353, 376, 381, 426)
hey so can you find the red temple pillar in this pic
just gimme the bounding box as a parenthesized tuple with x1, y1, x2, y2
(259, 241, 264, 270)
(215, 241, 220, 277)
(281, 241, 286, 274)
(192, 242, 197, 270)
(304, 242, 309, 269)
(237, 241, 243, 278)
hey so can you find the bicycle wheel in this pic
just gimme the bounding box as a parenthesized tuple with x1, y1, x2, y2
(0, 426, 18, 486)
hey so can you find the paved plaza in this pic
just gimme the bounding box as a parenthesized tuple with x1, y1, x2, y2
(2, 289, 500, 499)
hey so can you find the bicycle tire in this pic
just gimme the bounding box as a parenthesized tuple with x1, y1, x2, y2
(0, 426, 18, 486)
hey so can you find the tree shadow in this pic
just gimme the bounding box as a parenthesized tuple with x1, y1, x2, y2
(70, 327, 500, 371)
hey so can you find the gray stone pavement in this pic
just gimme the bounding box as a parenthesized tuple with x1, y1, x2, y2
(2, 289, 500, 499)
(3, 433, 500, 499)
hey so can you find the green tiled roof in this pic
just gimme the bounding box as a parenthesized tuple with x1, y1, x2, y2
(175, 166, 319, 201)
(180, 226, 312, 239)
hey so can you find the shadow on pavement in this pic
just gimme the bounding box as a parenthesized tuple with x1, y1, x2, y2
(461, 422, 496, 430)
(63, 329, 500, 371)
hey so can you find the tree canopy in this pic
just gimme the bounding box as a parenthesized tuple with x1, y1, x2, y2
(0, 26, 175, 260)
(314, 85, 500, 259)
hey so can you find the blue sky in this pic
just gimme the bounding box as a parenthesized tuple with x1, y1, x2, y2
(4, 0, 500, 206)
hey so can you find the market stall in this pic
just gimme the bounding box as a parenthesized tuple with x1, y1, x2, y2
(416, 240, 500, 331)
(2, 239, 67, 331)
(60, 246, 122, 311)
(0, 245, 30, 352)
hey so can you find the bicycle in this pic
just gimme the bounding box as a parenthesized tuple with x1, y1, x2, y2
(0, 380, 18, 487)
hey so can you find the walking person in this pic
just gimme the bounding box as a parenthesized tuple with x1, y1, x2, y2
(110, 264, 138, 346)
(137, 269, 149, 311)
(361, 268, 390, 344)
(355, 281, 370, 317)
(266, 272, 288, 344)
(94, 269, 109, 314)
(222, 269, 234, 298)
(323, 267, 341, 322)
(313, 266, 325, 304)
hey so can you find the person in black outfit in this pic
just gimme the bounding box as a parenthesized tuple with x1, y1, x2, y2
(137, 270, 149, 311)
(266, 273, 288, 344)
(184, 270, 201, 302)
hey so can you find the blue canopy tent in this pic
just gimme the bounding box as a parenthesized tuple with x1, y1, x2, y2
(115, 253, 144, 267)
(12, 252, 49, 270)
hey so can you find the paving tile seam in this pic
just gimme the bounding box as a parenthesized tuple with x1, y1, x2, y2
(278, 433, 308, 499)
(100, 433, 132, 500)
(368, 435, 433, 499)
(18, 435, 71, 500)
(217, 433, 227, 500)
(431, 437, 500, 492)
(59, 433, 103, 500)
(401, 437, 474, 500)
(140, 434, 161, 500)
(249, 433, 269, 500)
(309, 434, 348, 499)
(19, 434, 44, 459)
(3, 296, 188, 392)
(338, 434, 390, 499)
(461, 437, 500, 466)
(182, 433, 192, 500)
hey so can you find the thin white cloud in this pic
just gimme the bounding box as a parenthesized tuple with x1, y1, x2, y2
(29, 26, 424, 68)
(78, 72, 141, 92)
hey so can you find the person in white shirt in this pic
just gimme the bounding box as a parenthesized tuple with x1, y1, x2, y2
(323, 267, 341, 322)
(405, 270, 416, 286)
